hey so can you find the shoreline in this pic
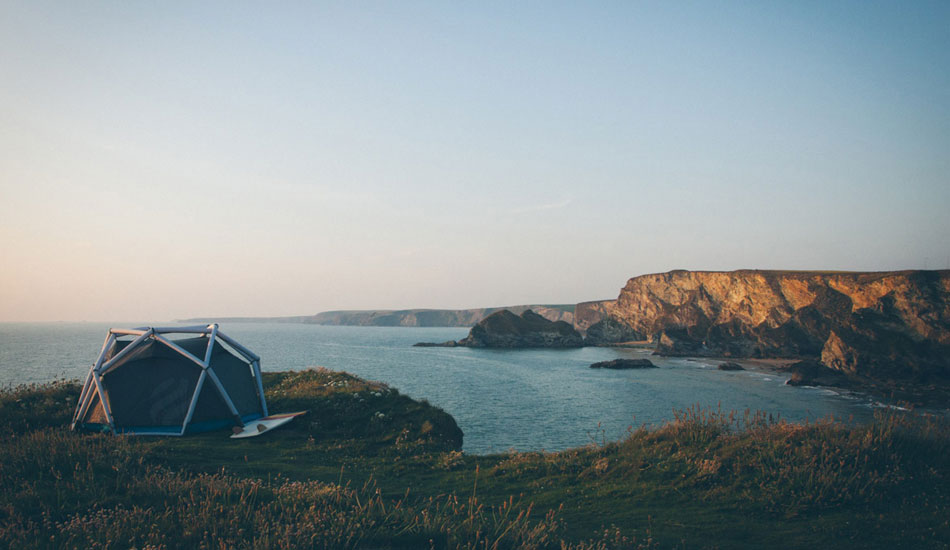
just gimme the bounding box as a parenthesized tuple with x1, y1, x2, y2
(693, 355, 950, 414)
(600, 341, 950, 413)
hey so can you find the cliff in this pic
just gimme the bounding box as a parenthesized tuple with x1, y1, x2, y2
(584, 270, 950, 384)
(573, 299, 617, 334)
(454, 309, 584, 348)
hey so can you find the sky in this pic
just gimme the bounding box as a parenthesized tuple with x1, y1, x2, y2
(1, 1, 948, 322)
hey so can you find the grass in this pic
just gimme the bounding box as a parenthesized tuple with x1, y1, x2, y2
(1, 369, 948, 549)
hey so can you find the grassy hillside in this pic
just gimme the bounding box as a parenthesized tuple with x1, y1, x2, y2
(1, 370, 948, 549)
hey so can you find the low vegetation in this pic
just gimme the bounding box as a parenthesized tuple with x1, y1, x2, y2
(1, 369, 948, 549)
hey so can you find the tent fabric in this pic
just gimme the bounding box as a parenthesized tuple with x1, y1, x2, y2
(86, 392, 108, 424)
(72, 325, 268, 436)
(202, 346, 261, 417)
(105, 354, 201, 427)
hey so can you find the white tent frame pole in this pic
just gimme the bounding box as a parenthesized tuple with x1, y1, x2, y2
(202, 324, 219, 367)
(73, 334, 116, 427)
(251, 359, 268, 417)
(72, 372, 92, 422)
(71, 370, 95, 427)
(73, 376, 97, 428)
(205, 368, 241, 419)
(152, 334, 206, 368)
(146, 325, 215, 334)
(93, 334, 117, 374)
(99, 330, 153, 373)
(91, 371, 115, 433)
(96, 331, 115, 359)
(109, 329, 148, 337)
(180, 369, 208, 435)
(215, 331, 260, 362)
(99, 337, 152, 376)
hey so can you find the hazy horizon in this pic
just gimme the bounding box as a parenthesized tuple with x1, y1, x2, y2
(2, 2, 949, 322)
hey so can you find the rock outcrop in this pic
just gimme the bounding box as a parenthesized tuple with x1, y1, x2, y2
(783, 360, 849, 387)
(718, 362, 744, 371)
(412, 341, 457, 347)
(589, 358, 657, 369)
(448, 309, 584, 348)
(584, 270, 950, 384)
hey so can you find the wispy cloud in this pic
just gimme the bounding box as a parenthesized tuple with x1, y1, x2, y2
(509, 197, 573, 215)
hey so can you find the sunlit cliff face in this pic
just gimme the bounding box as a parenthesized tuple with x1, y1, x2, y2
(581, 270, 950, 381)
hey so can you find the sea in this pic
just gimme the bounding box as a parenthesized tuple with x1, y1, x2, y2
(0, 322, 890, 454)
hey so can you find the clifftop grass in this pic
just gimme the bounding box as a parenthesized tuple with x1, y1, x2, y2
(1, 369, 948, 549)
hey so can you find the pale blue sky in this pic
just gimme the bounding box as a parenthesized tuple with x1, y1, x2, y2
(1, 1, 948, 321)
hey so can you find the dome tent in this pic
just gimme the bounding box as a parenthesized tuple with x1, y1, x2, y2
(72, 324, 268, 435)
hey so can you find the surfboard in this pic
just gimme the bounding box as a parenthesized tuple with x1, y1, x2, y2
(230, 411, 308, 439)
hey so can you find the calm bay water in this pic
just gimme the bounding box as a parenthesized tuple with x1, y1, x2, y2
(0, 322, 879, 454)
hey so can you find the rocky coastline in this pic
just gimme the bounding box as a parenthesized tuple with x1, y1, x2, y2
(410, 269, 948, 405)
(576, 270, 950, 401)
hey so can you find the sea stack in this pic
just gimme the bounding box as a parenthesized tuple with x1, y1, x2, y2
(414, 309, 584, 349)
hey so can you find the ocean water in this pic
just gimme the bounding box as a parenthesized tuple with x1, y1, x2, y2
(0, 322, 880, 454)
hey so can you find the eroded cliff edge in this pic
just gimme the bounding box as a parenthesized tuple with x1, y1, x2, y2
(581, 270, 950, 386)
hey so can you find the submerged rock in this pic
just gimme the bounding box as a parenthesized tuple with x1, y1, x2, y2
(589, 358, 657, 369)
(412, 341, 457, 347)
(718, 362, 744, 371)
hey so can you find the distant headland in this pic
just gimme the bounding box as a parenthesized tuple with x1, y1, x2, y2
(180, 304, 575, 327)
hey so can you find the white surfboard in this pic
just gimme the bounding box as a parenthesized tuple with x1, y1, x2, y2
(230, 411, 307, 439)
